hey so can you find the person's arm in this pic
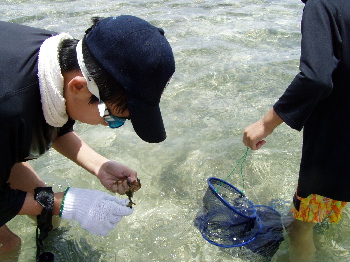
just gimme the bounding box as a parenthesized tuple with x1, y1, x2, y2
(272, 0, 340, 131)
(52, 131, 137, 194)
(18, 192, 63, 216)
(53, 131, 108, 175)
(18, 188, 133, 236)
(243, 108, 284, 150)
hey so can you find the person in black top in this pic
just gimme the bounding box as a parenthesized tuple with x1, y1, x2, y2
(243, 0, 349, 261)
(0, 16, 175, 254)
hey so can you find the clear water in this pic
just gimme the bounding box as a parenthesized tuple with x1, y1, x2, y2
(1, 0, 350, 261)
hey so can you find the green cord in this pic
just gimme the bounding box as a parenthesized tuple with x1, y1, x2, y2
(215, 147, 250, 194)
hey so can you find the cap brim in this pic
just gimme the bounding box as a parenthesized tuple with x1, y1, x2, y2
(126, 91, 166, 143)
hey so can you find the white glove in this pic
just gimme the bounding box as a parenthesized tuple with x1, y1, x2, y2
(60, 187, 133, 236)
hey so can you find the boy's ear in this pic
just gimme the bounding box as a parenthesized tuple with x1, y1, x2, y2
(67, 76, 88, 94)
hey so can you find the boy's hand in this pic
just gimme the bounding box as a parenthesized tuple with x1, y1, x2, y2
(243, 120, 268, 150)
(97, 161, 138, 194)
(60, 187, 133, 236)
(243, 108, 284, 150)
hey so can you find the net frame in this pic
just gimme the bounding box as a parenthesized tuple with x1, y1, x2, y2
(208, 177, 257, 219)
(195, 177, 263, 248)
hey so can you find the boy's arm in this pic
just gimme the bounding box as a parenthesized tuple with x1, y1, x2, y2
(18, 189, 133, 236)
(18, 192, 63, 216)
(52, 131, 138, 194)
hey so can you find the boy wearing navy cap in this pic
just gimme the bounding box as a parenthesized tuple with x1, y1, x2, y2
(0, 15, 175, 254)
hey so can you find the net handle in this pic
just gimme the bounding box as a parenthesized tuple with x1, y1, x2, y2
(215, 147, 250, 194)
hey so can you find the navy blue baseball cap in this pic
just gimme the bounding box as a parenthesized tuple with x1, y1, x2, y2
(84, 15, 175, 143)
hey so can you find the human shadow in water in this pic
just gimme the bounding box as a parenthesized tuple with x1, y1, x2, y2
(33, 226, 105, 262)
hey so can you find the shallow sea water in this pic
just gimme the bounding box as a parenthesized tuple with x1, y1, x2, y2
(1, 0, 350, 261)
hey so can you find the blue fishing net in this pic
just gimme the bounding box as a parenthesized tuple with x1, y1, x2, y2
(194, 177, 284, 260)
(194, 177, 261, 247)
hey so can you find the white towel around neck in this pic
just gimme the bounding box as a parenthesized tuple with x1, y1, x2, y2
(38, 33, 73, 127)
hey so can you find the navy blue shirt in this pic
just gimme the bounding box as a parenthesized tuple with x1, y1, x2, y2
(274, 0, 350, 201)
(0, 21, 75, 225)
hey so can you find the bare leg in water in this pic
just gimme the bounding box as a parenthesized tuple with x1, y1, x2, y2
(287, 218, 316, 262)
(0, 162, 46, 255)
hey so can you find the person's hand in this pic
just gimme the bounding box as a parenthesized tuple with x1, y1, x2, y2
(243, 120, 270, 150)
(60, 187, 133, 236)
(97, 160, 138, 194)
(243, 108, 284, 150)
